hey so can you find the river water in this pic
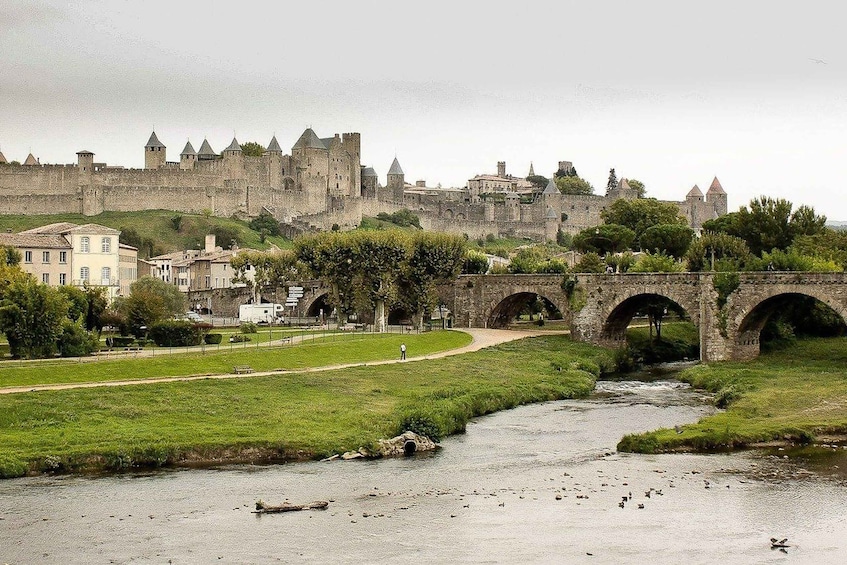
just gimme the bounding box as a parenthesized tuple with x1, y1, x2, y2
(2, 380, 846, 564)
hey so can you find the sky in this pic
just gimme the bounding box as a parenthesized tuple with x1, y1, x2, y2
(2, 0, 846, 218)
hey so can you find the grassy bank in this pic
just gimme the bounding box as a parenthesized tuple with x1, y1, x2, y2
(625, 321, 700, 364)
(0, 335, 613, 478)
(0, 331, 471, 389)
(618, 338, 847, 453)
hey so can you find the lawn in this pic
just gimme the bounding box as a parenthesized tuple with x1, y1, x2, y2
(0, 331, 472, 389)
(618, 337, 847, 453)
(0, 335, 614, 478)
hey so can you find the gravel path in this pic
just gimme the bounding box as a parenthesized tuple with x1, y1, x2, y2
(0, 328, 567, 395)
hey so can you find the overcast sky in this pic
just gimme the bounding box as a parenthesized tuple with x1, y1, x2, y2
(2, 0, 845, 218)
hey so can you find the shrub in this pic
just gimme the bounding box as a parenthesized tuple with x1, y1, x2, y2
(205, 333, 223, 344)
(0, 454, 27, 479)
(58, 318, 99, 357)
(240, 322, 258, 334)
(149, 320, 202, 347)
(398, 412, 442, 441)
(629, 251, 685, 273)
(110, 336, 135, 347)
(230, 334, 251, 343)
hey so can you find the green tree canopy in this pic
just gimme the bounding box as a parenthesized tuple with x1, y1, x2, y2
(606, 168, 617, 193)
(120, 276, 186, 336)
(601, 198, 686, 245)
(685, 232, 752, 272)
(639, 223, 695, 258)
(702, 197, 827, 256)
(573, 224, 636, 255)
(574, 252, 605, 273)
(240, 142, 266, 157)
(627, 178, 646, 198)
(792, 229, 847, 270)
(462, 250, 489, 274)
(231, 249, 300, 303)
(0, 277, 69, 358)
(526, 175, 549, 190)
(555, 175, 594, 195)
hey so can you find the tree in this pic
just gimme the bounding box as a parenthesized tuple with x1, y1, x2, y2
(84, 284, 109, 332)
(606, 168, 617, 193)
(704, 197, 827, 256)
(627, 178, 646, 198)
(555, 175, 594, 195)
(240, 142, 266, 157)
(686, 232, 751, 272)
(248, 211, 281, 237)
(1, 245, 21, 266)
(231, 249, 300, 304)
(629, 252, 685, 273)
(462, 250, 489, 274)
(0, 277, 69, 358)
(639, 224, 695, 258)
(296, 232, 359, 323)
(120, 277, 185, 336)
(573, 224, 636, 255)
(601, 198, 686, 245)
(398, 232, 466, 329)
(792, 229, 847, 270)
(58, 285, 88, 322)
(574, 252, 605, 273)
(526, 175, 549, 190)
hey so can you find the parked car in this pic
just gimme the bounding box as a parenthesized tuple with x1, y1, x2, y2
(184, 311, 203, 322)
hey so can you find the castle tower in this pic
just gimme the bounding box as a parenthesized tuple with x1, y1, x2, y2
(686, 185, 704, 203)
(342, 133, 362, 197)
(23, 153, 39, 166)
(387, 157, 405, 202)
(265, 135, 283, 188)
(505, 191, 520, 221)
(77, 150, 101, 215)
(197, 138, 217, 161)
(497, 161, 506, 177)
(542, 177, 559, 199)
(223, 137, 242, 158)
(528, 162, 535, 177)
(144, 131, 166, 169)
(558, 161, 574, 174)
(706, 177, 728, 217)
(180, 141, 197, 170)
(292, 128, 329, 196)
(361, 166, 378, 199)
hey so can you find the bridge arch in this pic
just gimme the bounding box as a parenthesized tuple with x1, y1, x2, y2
(599, 291, 699, 348)
(730, 288, 847, 359)
(487, 291, 567, 328)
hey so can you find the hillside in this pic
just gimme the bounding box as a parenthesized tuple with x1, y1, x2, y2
(0, 210, 291, 258)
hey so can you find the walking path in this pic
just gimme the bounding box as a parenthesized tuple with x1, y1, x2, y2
(0, 328, 566, 395)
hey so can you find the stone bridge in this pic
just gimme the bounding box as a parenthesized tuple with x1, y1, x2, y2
(439, 272, 847, 361)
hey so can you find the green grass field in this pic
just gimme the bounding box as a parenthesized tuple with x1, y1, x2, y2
(618, 337, 847, 453)
(0, 331, 471, 389)
(0, 334, 613, 478)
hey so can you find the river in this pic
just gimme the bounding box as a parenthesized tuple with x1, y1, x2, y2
(2, 379, 846, 564)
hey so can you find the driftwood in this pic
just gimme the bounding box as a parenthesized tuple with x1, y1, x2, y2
(254, 500, 329, 513)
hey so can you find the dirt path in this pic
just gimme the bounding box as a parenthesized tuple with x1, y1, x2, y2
(0, 328, 566, 395)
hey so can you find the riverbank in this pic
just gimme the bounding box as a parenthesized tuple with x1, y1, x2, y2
(0, 334, 614, 478)
(618, 337, 847, 453)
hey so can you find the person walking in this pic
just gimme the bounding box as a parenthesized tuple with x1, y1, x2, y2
(400, 343, 406, 361)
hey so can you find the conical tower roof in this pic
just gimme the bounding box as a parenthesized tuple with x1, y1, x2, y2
(388, 157, 404, 175)
(267, 135, 282, 153)
(362, 166, 378, 178)
(145, 131, 166, 148)
(528, 162, 535, 177)
(292, 128, 326, 150)
(23, 153, 39, 166)
(687, 184, 704, 198)
(542, 178, 559, 195)
(618, 178, 632, 190)
(707, 176, 725, 194)
(180, 141, 197, 156)
(0, 150, 7, 164)
(224, 137, 242, 152)
(197, 138, 217, 158)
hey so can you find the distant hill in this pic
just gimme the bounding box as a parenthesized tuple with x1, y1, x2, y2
(0, 210, 291, 258)
(826, 221, 847, 231)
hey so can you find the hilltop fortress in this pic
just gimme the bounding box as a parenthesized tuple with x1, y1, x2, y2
(0, 130, 727, 242)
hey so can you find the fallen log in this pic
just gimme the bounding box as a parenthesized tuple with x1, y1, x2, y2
(254, 500, 329, 513)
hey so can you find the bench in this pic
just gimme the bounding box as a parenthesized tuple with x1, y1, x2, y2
(233, 365, 255, 374)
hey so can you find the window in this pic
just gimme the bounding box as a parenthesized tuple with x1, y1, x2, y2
(42, 273, 49, 284)
(80, 266, 89, 282)
(42, 251, 50, 263)
(102, 237, 111, 253)
(59, 273, 67, 285)
(101, 267, 111, 285)
(24, 251, 32, 263)
(80, 237, 90, 253)
(59, 251, 67, 263)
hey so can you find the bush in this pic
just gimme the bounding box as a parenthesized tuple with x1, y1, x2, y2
(398, 412, 442, 441)
(204, 333, 223, 344)
(149, 320, 202, 347)
(58, 318, 99, 357)
(240, 322, 258, 334)
(230, 334, 252, 343)
(0, 454, 27, 479)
